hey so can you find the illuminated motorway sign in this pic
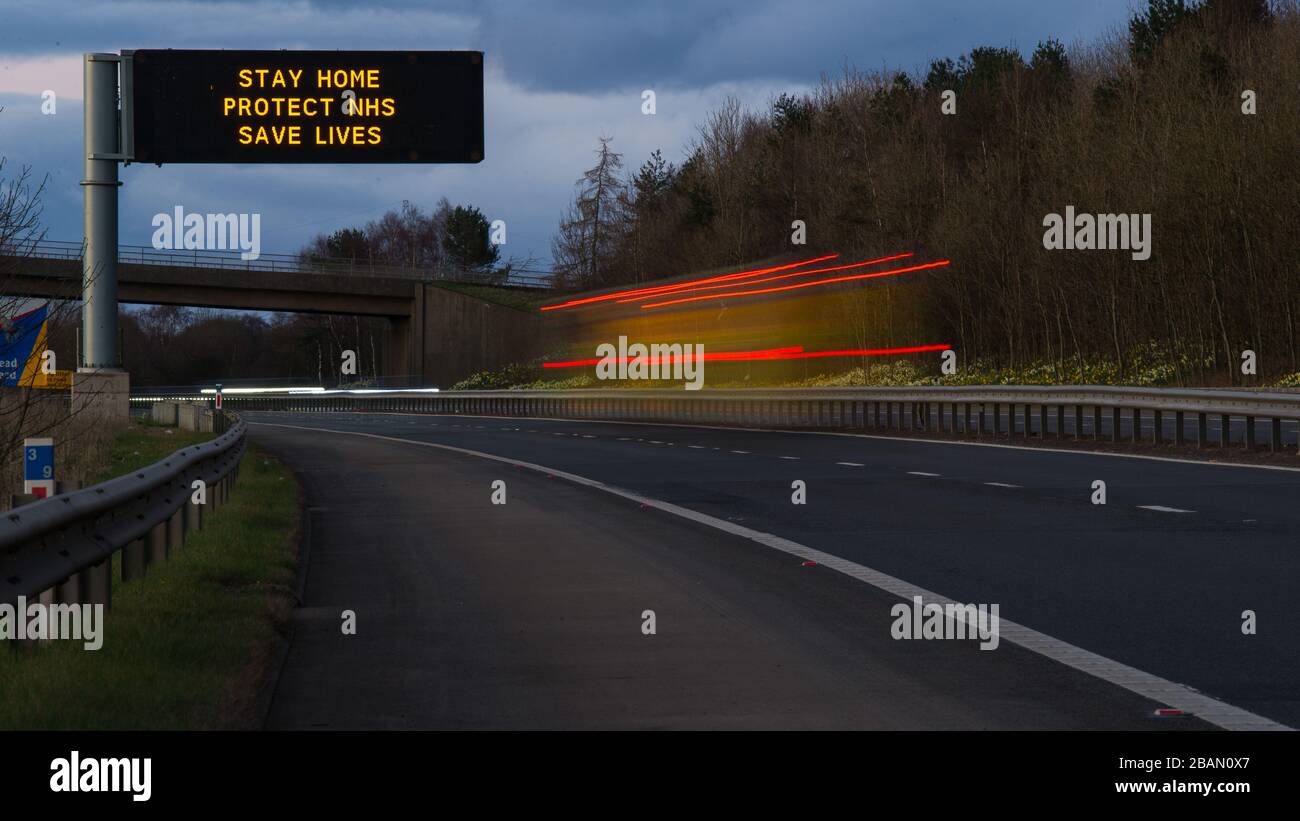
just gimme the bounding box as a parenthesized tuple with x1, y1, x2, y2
(128, 50, 484, 164)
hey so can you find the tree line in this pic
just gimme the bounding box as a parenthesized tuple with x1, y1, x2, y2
(551, 0, 1299, 384)
(299, 198, 505, 279)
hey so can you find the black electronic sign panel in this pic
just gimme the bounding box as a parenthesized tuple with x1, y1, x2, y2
(129, 50, 483, 164)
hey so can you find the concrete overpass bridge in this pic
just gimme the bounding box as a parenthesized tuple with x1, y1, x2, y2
(0, 240, 549, 386)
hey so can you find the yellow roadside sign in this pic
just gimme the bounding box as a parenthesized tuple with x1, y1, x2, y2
(33, 370, 73, 390)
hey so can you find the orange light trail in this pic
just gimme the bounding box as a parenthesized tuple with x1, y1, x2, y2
(539, 254, 839, 312)
(614, 252, 913, 303)
(541, 343, 951, 369)
(640, 259, 951, 309)
(773, 344, 951, 359)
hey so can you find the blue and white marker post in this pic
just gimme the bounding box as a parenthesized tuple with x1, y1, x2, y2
(23, 437, 55, 498)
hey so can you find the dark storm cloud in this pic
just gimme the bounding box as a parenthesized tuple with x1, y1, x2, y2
(0, 0, 1139, 265)
(1, 0, 1135, 91)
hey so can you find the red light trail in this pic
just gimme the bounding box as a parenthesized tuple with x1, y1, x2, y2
(539, 254, 839, 312)
(613, 252, 914, 304)
(640, 259, 951, 309)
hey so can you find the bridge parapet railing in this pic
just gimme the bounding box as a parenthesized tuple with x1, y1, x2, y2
(10, 238, 554, 289)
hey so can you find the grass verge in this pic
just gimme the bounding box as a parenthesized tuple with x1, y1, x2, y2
(0, 442, 300, 729)
(93, 417, 216, 483)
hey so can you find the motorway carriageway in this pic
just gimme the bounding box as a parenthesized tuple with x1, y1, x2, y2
(246, 411, 1299, 730)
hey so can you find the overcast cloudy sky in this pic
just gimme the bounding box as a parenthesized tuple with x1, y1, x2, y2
(0, 0, 1138, 268)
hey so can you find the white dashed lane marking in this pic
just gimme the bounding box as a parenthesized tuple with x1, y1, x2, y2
(836, 461, 865, 467)
(730, 450, 751, 455)
(1138, 505, 1196, 514)
(984, 482, 1021, 488)
(907, 471, 941, 477)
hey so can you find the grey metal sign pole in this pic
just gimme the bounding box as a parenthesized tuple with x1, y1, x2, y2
(80, 53, 123, 370)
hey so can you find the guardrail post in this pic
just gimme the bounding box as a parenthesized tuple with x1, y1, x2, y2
(185, 491, 203, 533)
(963, 403, 971, 434)
(977, 404, 987, 435)
(1111, 408, 1121, 442)
(55, 572, 81, 606)
(1196, 413, 1207, 448)
(1039, 405, 1049, 438)
(1175, 411, 1186, 446)
(992, 403, 1001, 436)
(146, 520, 167, 565)
(122, 537, 146, 581)
(1074, 405, 1083, 440)
(79, 557, 111, 610)
(1270, 418, 1282, 452)
(1245, 416, 1256, 450)
(1153, 409, 1164, 444)
(1220, 414, 1230, 448)
(168, 507, 183, 553)
(1057, 405, 1066, 439)
(1093, 406, 1102, 440)
(1130, 408, 1141, 443)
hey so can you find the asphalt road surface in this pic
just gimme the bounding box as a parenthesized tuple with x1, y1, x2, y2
(248, 410, 1299, 730)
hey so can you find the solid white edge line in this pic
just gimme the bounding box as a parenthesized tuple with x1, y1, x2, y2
(250, 420, 1292, 731)
(317, 410, 1300, 475)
